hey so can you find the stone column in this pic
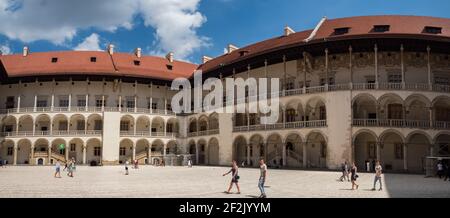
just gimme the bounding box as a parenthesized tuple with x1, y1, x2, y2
(374, 44, 379, 89)
(351, 144, 355, 164)
(17, 95, 21, 113)
(48, 146, 52, 165)
(429, 107, 433, 128)
(30, 146, 35, 165)
(65, 145, 69, 161)
(349, 46, 353, 88)
(134, 95, 137, 113)
(400, 45, 405, 89)
(246, 145, 251, 165)
(118, 95, 122, 112)
(132, 146, 136, 162)
(195, 144, 199, 164)
(303, 142, 307, 168)
(85, 94, 89, 112)
(51, 94, 55, 111)
(376, 142, 381, 161)
(163, 144, 167, 157)
(403, 143, 408, 171)
(427, 46, 432, 91)
(33, 95, 37, 112)
(282, 142, 287, 167)
(82, 146, 87, 165)
(13, 146, 18, 165)
(147, 146, 152, 165)
(68, 94, 72, 112)
(325, 48, 329, 88)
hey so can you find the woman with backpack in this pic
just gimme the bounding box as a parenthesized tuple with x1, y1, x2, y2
(351, 162, 359, 190)
(223, 160, 241, 194)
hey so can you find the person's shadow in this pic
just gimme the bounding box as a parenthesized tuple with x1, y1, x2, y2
(246, 195, 261, 198)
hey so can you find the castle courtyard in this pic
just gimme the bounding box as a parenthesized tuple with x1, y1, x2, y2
(0, 166, 449, 198)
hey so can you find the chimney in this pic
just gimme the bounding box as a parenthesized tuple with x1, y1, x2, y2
(284, 26, 295, 36)
(107, 44, 114, 55)
(23, 46, 29, 57)
(135, 48, 142, 58)
(166, 52, 174, 63)
(202, 56, 212, 64)
(227, 44, 239, 54)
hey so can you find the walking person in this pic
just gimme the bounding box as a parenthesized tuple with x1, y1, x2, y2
(258, 159, 268, 198)
(339, 161, 350, 182)
(63, 161, 68, 171)
(350, 162, 359, 190)
(372, 161, 383, 191)
(125, 161, 129, 175)
(54, 160, 61, 178)
(437, 161, 444, 179)
(187, 158, 192, 168)
(444, 162, 450, 181)
(223, 160, 241, 194)
(67, 160, 74, 177)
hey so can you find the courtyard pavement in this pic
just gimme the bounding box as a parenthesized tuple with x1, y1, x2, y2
(0, 166, 449, 198)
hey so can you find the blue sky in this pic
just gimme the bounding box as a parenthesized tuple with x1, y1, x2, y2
(0, 0, 449, 64)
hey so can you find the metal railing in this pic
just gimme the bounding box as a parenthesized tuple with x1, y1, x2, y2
(352, 119, 450, 129)
(232, 120, 327, 132)
(1, 106, 176, 116)
(2, 130, 102, 137)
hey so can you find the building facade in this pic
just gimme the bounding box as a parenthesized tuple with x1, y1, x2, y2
(1, 15, 450, 173)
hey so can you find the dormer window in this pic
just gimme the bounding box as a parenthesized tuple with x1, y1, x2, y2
(134, 60, 141, 66)
(166, 64, 173, 70)
(51, 57, 58, 63)
(239, 50, 249, 57)
(424, 26, 442, 34)
(373, 25, 390, 33)
(90, 57, 97, 62)
(334, 27, 350, 35)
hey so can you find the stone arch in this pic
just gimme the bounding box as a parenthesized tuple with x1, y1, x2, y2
(233, 135, 247, 165)
(405, 94, 431, 121)
(406, 131, 432, 172)
(166, 118, 179, 134)
(68, 138, 84, 164)
(135, 115, 150, 135)
(284, 132, 304, 168)
(353, 129, 378, 170)
(305, 96, 326, 120)
(198, 115, 208, 131)
(2, 115, 17, 133)
(378, 93, 404, 120)
(209, 113, 219, 130)
(17, 138, 32, 164)
(87, 114, 102, 131)
(197, 138, 207, 165)
(120, 115, 135, 133)
(379, 129, 405, 171)
(352, 93, 377, 119)
(305, 130, 327, 168)
(188, 117, 197, 133)
(35, 114, 51, 134)
(18, 115, 33, 132)
(86, 138, 102, 165)
(119, 138, 134, 164)
(151, 116, 165, 134)
(52, 114, 69, 132)
(208, 137, 219, 165)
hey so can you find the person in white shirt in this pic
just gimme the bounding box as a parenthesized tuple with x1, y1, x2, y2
(258, 159, 268, 198)
(372, 160, 383, 191)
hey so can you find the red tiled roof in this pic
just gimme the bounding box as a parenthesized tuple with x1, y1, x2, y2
(199, 15, 450, 73)
(0, 51, 197, 80)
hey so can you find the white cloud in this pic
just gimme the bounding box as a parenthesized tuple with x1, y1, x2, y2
(0, 44, 11, 55)
(74, 33, 102, 51)
(0, 0, 209, 59)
